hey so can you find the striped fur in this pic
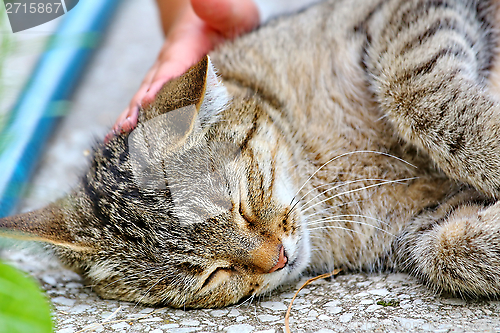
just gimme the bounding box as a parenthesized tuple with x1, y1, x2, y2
(2, 0, 500, 307)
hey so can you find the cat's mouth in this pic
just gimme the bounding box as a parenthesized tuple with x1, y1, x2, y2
(283, 235, 310, 277)
(287, 245, 302, 271)
(282, 215, 311, 276)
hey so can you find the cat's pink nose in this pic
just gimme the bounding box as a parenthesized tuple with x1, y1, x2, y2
(268, 245, 288, 273)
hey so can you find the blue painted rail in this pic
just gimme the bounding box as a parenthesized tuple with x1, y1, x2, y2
(0, 0, 121, 217)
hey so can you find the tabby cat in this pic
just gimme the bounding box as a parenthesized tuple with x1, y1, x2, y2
(2, 0, 500, 308)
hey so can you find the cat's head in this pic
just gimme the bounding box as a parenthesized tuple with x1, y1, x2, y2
(0, 56, 310, 308)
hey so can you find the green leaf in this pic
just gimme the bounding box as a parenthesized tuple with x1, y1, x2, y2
(0, 261, 53, 333)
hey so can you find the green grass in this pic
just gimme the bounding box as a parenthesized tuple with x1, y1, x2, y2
(377, 299, 400, 307)
(0, 261, 53, 333)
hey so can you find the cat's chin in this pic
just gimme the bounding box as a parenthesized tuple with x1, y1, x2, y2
(283, 232, 311, 281)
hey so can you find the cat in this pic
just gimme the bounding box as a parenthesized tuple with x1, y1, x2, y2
(2, 0, 500, 309)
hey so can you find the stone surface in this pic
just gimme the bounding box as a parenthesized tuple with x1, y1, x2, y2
(2, 0, 500, 332)
(3, 248, 500, 332)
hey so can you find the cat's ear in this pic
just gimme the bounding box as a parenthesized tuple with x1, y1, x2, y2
(0, 197, 89, 251)
(139, 55, 229, 126)
(128, 56, 229, 161)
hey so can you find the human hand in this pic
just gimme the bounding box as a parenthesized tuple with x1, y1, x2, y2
(107, 0, 259, 142)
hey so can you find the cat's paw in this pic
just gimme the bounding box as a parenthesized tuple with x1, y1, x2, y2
(401, 201, 500, 297)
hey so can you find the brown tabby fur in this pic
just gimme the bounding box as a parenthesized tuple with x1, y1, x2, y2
(3, 0, 500, 308)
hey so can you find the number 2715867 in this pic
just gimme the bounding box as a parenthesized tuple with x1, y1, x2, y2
(5, 2, 62, 14)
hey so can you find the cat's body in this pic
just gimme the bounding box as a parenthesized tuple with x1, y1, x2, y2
(3, 0, 500, 308)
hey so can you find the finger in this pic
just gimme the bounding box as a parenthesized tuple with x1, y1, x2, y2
(129, 84, 149, 111)
(104, 131, 115, 144)
(121, 108, 139, 133)
(113, 108, 130, 132)
(191, 0, 259, 38)
(128, 61, 161, 111)
(141, 61, 190, 103)
(142, 42, 204, 102)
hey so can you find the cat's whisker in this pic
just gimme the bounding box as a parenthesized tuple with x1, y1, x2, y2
(256, 280, 276, 301)
(377, 113, 389, 121)
(132, 273, 171, 311)
(303, 198, 370, 221)
(306, 218, 395, 237)
(299, 177, 415, 212)
(306, 214, 391, 227)
(309, 232, 356, 241)
(286, 180, 345, 218)
(113, 268, 166, 289)
(286, 172, 368, 212)
(237, 296, 252, 307)
(237, 292, 257, 308)
(307, 225, 369, 237)
(88, 266, 167, 289)
(287, 178, 393, 219)
(301, 177, 418, 214)
(289, 150, 417, 207)
(293, 178, 392, 211)
(308, 246, 342, 252)
(399, 254, 415, 272)
(294, 178, 398, 218)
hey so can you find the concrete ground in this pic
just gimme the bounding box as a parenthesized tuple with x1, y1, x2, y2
(1, 0, 500, 332)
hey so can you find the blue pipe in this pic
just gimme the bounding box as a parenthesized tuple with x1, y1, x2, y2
(0, 0, 121, 217)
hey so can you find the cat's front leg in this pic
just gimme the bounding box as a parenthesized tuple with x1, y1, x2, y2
(368, 0, 500, 197)
(397, 193, 500, 296)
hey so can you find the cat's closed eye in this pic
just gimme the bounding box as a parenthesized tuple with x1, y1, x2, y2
(238, 200, 255, 225)
(200, 267, 234, 291)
